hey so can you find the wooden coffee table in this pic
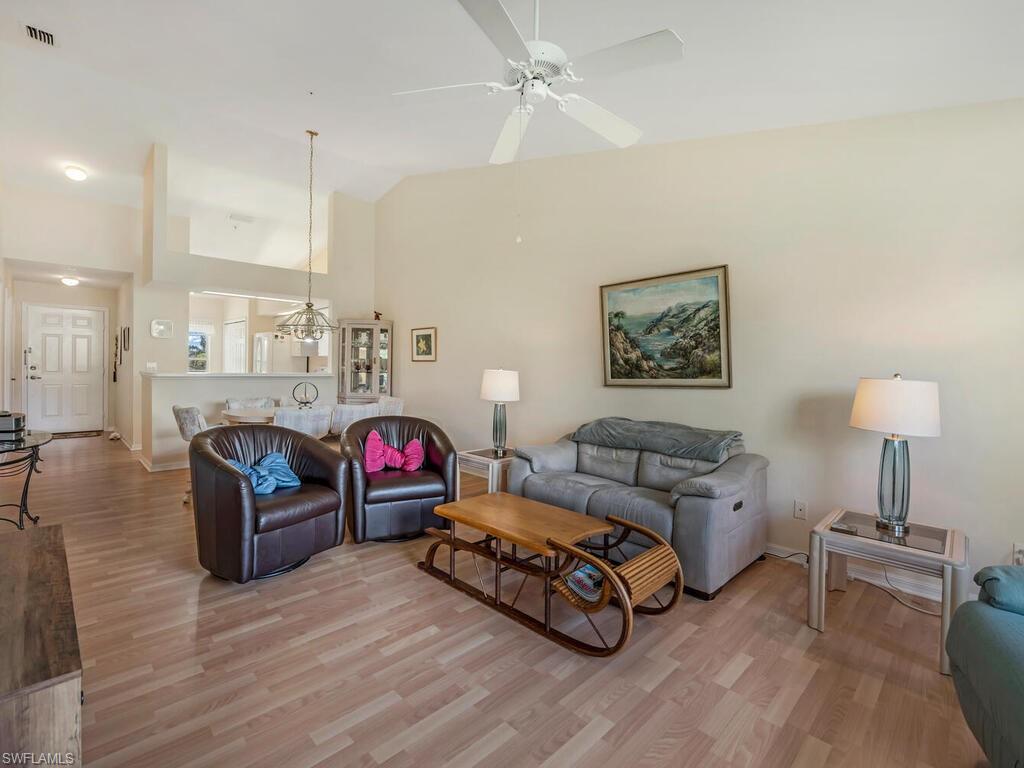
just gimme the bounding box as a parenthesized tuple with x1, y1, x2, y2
(419, 492, 683, 656)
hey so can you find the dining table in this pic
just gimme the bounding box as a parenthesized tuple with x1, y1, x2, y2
(221, 408, 276, 424)
(221, 405, 334, 439)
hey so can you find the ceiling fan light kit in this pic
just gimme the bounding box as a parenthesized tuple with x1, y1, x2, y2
(395, 0, 684, 164)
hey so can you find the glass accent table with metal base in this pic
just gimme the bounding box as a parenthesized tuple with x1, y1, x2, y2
(0, 431, 54, 530)
(808, 508, 969, 674)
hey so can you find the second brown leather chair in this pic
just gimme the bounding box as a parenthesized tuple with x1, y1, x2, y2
(341, 416, 457, 543)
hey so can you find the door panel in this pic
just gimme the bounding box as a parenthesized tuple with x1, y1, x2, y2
(73, 336, 91, 373)
(72, 384, 90, 415)
(44, 334, 62, 372)
(42, 385, 62, 417)
(25, 305, 104, 432)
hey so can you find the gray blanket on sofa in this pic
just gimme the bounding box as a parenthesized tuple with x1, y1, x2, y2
(570, 417, 743, 463)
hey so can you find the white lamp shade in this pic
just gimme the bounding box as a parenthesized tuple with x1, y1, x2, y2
(849, 376, 940, 437)
(480, 369, 520, 402)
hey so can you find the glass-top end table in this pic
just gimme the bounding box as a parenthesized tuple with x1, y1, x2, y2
(831, 509, 947, 555)
(457, 448, 517, 497)
(463, 448, 513, 460)
(0, 430, 54, 530)
(809, 507, 968, 675)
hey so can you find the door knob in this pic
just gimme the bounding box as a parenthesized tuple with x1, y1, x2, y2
(29, 375, 41, 380)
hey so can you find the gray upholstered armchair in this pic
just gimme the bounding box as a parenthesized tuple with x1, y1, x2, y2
(507, 418, 769, 599)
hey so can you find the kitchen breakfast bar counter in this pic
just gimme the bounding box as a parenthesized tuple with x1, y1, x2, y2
(140, 372, 335, 472)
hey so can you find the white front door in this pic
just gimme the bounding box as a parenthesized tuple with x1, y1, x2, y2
(24, 305, 104, 432)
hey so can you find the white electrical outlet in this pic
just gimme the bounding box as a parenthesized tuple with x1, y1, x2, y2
(794, 500, 808, 520)
(1013, 542, 1024, 566)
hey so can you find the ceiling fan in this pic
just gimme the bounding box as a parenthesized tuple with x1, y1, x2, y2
(394, 0, 684, 164)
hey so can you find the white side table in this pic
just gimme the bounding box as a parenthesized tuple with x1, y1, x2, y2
(457, 449, 516, 498)
(808, 508, 969, 675)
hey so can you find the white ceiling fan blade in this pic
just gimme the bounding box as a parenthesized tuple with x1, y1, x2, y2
(456, 0, 532, 64)
(490, 105, 533, 164)
(570, 29, 683, 80)
(558, 95, 641, 148)
(393, 81, 503, 100)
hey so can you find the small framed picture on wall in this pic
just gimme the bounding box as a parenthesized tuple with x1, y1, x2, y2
(411, 327, 437, 362)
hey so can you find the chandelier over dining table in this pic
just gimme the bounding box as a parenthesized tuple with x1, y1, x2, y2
(276, 129, 339, 342)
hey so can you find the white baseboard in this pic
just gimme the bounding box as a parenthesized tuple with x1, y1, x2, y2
(136, 453, 188, 473)
(119, 435, 141, 452)
(765, 541, 943, 602)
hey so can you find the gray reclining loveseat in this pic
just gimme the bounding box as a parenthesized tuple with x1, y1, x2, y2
(508, 417, 769, 599)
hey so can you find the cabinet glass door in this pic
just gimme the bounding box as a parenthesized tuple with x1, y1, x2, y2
(378, 327, 390, 394)
(348, 326, 374, 396)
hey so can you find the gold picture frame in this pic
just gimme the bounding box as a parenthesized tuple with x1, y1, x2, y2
(601, 265, 731, 388)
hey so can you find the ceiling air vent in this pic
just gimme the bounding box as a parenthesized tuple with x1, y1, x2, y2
(25, 25, 55, 46)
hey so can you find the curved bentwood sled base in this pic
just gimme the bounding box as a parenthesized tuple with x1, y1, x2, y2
(418, 510, 683, 657)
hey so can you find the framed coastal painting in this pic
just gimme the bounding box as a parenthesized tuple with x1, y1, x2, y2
(411, 327, 437, 362)
(601, 265, 731, 388)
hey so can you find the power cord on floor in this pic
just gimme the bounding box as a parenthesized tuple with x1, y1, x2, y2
(761, 551, 942, 616)
(764, 550, 810, 565)
(853, 566, 942, 617)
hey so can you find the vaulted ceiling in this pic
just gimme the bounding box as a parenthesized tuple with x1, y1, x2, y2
(3, 0, 1023, 208)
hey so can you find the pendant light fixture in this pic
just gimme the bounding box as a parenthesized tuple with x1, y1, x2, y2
(277, 129, 338, 341)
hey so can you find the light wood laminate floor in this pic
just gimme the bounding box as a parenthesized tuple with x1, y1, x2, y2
(0, 437, 985, 767)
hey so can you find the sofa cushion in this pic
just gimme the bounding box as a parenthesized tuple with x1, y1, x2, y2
(587, 486, 675, 545)
(577, 443, 640, 485)
(255, 484, 340, 534)
(637, 451, 724, 492)
(365, 469, 446, 503)
(522, 472, 622, 514)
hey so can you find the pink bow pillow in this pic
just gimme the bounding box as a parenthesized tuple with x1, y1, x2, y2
(364, 430, 424, 472)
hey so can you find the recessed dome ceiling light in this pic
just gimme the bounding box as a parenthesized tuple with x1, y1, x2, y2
(60, 277, 80, 286)
(64, 165, 88, 181)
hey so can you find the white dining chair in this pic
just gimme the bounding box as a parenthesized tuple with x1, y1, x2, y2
(376, 396, 405, 417)
(226, 396, 279, 411)
(328, 402, 380, 438)
(172, 405, 208, 505)
(274, 405, 333, 439)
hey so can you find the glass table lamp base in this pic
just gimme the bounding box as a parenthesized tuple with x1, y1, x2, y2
(876, 435, 911, 537)
(875, 518, 910, 537)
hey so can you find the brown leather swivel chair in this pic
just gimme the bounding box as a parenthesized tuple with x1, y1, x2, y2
(341, 416, 457, 543)
(190, 424, 348, 583)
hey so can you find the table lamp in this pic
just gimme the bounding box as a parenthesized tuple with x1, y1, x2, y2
(480, 369, 519, 457)
(849, 373, 940, 535)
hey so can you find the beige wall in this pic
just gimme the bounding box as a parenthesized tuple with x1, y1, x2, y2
(374, 99, 1024, 572)
(0, 186, 140, 273)
(11, 279, 119, 428)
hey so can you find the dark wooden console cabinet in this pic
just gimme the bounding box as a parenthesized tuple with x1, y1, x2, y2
(0, 525, 82, 760)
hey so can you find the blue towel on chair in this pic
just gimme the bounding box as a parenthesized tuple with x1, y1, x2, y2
(227, 452, 301, 495)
